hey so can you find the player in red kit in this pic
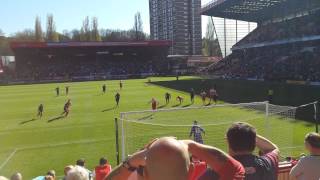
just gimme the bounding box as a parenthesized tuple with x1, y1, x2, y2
(149, 98, 159, 111)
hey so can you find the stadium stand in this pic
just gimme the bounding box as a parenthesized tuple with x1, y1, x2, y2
(9, 41, 171, 82)
(235, 11, 320, 47)
(202, 0, 320, 83)
(205, 9, 320, 82)
(209, 44, 320, 81)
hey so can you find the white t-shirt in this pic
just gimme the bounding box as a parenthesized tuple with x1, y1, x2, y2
(290, 155, 320, 180)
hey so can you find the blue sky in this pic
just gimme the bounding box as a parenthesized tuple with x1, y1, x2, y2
(0, 0, 210, 37)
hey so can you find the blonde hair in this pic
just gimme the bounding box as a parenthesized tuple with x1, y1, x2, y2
(66, 166, 89, 180)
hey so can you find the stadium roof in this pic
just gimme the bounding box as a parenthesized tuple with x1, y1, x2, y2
(10, 41, 172, 49)
(10, 41, 172, 58)
(202, 0, 320, 22)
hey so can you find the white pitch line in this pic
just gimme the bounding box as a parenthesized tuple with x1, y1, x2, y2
(0, 149, 17, 171)
(0, 138, 115, 171)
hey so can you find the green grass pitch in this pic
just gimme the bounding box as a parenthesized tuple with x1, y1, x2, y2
(0, 76, 315, 178)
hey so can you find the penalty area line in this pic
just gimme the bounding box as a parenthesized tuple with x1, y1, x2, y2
(0, 149, 18, 171)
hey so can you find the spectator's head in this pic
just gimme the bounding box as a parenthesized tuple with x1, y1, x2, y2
(44, 176, 54, 180)
(64, 165, 74, 176)
(66, 166, 89, 180)
(193, 121, 198, 125)
(10, 172, 22, 180)
(227, 122, 256, 155)
(46, 170, 55, 179)
(0, 176, 9, 180)
(305, 132, 320, 154)
(145, 137, 190, 180)
(76, 159, 85, 167)
(99, 157, 108, 166)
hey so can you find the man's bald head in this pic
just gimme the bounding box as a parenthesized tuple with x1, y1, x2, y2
(145, 137, 190, 180)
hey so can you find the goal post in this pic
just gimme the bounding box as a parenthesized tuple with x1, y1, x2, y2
(116, 101, 317, 161)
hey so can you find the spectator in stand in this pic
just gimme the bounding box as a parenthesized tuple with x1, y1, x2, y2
(94, 157, 112, 180)
(32, 170, 55, 180)
(63, 165, 74, 180)
(66, 166, 89, 180)
(76, 159, 92, 180)
(10, 173, 22, 180)
(290, 132, 320, 180)
(106, 137, 245, 180)
(226, 122, 279, 180)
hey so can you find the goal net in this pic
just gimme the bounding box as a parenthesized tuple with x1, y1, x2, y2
(118, 101, 317, 161)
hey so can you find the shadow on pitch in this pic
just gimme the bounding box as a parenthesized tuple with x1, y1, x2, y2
(182, 104, 192, 108)
(137, 114, 153, 121)
(172, 104, 181, 108)
(20, 118, 37, 125)
(47, 116, 64, 123)
(158, 104, 167, 109)
(102, 106, 116, 112)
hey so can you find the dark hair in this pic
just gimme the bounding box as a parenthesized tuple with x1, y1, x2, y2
(76, 159, 85, 167)
(47, 170, 55, 177)
(227, 122, 256, 152)
(99, 157, 108, 165)
(305, 132, 320, 148)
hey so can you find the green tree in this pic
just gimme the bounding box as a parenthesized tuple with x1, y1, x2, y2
(91, 17, 101, 41)
(35, 16, 44, 42)
(81, 16, 91, 41)
(203, 18, 221, 56)
(46, 14, 59, 42)
(59, 30, 71, 42)
(71, 29, 81, 41)
(133, 12, 145, 41)
(13, 29, 35, 41)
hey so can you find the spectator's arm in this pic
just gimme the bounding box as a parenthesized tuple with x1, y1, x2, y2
(181, 140, 229, 173)
(256, 134, 279, 154)
(105, 149, 147, 180)
(105, 163, 132, 180)
(105, 138, 157, 180)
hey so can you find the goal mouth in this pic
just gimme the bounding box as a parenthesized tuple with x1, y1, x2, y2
(116, 101, 318, 162)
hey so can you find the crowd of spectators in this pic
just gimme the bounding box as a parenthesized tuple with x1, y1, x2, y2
(210, 11, 320, 82)
(210, 45, 320, 82)
(15, 58, 167, 81)
(1, 123, 320, 179)
(236, 11, 320, 47)
(0, 157, 112, 180)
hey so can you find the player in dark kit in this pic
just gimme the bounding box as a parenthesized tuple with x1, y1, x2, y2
(65, 86, 69, 96)
(55, 87, 60, 96)
(119, 80, 123, 90)
(165, 92, 171, 104)
(102, 84, 106, 94)
(189, 120, 205, 144)
(37, 104, 44, 118)
(61, 99, 72, 117)
(190, 88, 195, 104)
(115, 92, 120, 107)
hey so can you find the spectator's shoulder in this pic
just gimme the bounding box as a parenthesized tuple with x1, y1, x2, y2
(261, 150, 279, 167)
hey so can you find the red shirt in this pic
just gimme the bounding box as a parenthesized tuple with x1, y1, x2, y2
(189, 161, 207, 180)
(152, 100, 157, 110)
(216, 157, 245, 180)
(95, 164, 112, 180)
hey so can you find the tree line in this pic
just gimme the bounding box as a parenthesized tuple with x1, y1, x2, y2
(1, 16, 222, 57)
(1, 12, 146, 43)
